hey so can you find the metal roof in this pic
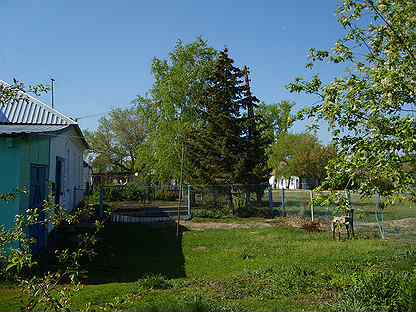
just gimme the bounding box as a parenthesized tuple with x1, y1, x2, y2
(0, 80, 76, 125)
(0, 80, 89, 149)
(0, 124, 70, 135)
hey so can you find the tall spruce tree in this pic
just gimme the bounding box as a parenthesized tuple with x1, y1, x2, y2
(240, 66, 272, 203)
(189, 50, 270, 197)
(188, 48, 245, 185)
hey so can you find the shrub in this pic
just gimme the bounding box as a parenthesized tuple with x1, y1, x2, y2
(139, 273, 172, 290)
(192, 209, 230, 219)
(154, 189, 178, 201)
(122, 183, 146, 201)
(103, 187, 124, 202)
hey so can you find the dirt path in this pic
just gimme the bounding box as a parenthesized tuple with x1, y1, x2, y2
(180, 220, 273, 230)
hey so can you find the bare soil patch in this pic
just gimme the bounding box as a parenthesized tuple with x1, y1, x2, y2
(181, 221, 272, 230)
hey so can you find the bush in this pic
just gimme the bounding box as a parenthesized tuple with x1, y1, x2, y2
(122, 183, 146, 201)
(139, 274, 172, 290)
(103, 187, 124, 202)
(154, 189, 178, 201)
(192, 209, 230, 219)
(335, 269, 416, 312)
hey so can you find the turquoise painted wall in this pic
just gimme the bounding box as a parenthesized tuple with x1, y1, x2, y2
(0, 136, 49, 231)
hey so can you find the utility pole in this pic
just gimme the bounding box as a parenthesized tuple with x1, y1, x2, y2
(51, 78, 55, 109)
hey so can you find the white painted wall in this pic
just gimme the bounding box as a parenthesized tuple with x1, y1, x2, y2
(269, 176, 300, 190)
(49, 126, 87, 211)
(82, 162, 92, 192)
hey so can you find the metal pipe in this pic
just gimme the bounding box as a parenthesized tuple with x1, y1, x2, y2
(51, 78, 55, 109)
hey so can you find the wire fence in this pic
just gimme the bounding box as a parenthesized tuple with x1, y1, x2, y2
(268, 188, 416, 240)
(95, 182, 415, 239)
(98, 184, 189, 223)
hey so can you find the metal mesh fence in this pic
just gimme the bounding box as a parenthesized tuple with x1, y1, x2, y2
(95, 182, 415, 239)
(270, 189, 416, 240)
(191, 184, 271, 218)
(99, 184, 189, 223)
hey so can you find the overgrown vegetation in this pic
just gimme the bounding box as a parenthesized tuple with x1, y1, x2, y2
(0, 191, 102, 312)
(288, 0, 416, 200)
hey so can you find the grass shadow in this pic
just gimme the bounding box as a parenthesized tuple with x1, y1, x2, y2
(86, 222, 186, 284)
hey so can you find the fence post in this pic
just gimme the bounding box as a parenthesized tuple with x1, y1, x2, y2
(268, 186, 273, 212)
(281, 187, 286, 217)
(309, 190, 314, 221)
(375, 192, 385, 239)
(187, 185, 192, 218)
(99, 187, 104, 219)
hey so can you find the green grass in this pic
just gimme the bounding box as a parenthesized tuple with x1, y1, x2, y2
(1, 222, 415, 311)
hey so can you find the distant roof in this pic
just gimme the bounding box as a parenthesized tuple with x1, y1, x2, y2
(0, 80, 76, 125)
(0, 124, 69, 135)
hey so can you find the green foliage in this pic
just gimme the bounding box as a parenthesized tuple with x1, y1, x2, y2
(100, 184, 180, 202)
(131, 294, 245, 312)
(192, 209, 231, 219)
(0, 190, 103, 311)
(85, 107, 146, 174)
(0, 80, 50, 106)
(269, 133, 335, 186)
(288, 0, 416, 199)
(335, 269, 416, 312)
(121, 183, 146, 201)
(102, 187, 124, 202)
(2, 223, 416, 311)
(139, 273, 172, 290)
(261, 100, 295, 141)
(134, 38, 218, 183)
(187, 48, 246, 185)
(153, 189, 177, 201)
(188, 49, 270, 187)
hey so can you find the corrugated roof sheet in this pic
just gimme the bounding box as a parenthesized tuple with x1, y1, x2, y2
(0, 80, 76, 125)
(0, 124, 70, 135)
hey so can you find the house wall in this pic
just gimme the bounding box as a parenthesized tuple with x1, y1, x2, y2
(0, 127, 86, 233)
(0, 136, 49, 230)
(49, 127, 86, 211)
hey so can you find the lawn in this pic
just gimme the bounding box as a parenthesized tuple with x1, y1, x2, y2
(1, 221, 415, 311)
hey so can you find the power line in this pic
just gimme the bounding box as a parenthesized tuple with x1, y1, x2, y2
(74, 103, 137, 121)
(75, 110, 112, 121)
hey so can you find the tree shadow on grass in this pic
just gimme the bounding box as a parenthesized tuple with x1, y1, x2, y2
(86, 222, 186, 284)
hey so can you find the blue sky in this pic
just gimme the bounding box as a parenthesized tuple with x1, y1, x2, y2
(0, 0, 346, 143)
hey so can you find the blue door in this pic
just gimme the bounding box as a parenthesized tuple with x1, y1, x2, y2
(29, 165, 48, 253)
(55, 157, 63, 205)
